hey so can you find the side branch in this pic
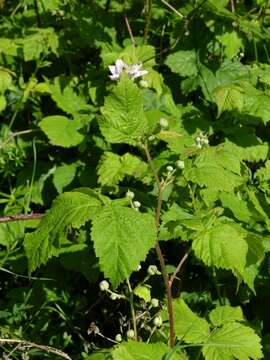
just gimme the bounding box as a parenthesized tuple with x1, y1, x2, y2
(0, 213, 43, 224)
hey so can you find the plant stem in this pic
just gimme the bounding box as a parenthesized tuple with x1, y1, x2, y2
(143, 0, 153, 44)
(142, 142, 175, 348)
(0, 213, 43, 224)
(169, 250, 190, 285)
(124, 15, 136, 47)
(126, 279, 138, 341)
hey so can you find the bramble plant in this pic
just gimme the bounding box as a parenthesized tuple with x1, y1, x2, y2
(0, 0, 270, 359)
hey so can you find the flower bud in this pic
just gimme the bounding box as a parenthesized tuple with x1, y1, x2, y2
(133, 201, 141, 208)
(185, 30, 190, 36)
(153, 315, 163, 327)
(126, 190, 135, 199)
(176, 160, 185, 169)
(159, 117, 169, 129)
(137, 264, 142, 271)
(166, 165, 174, 173)
(147, 265, 160, 276)
(115, 334, 122, 342)
(151, 298, 159, 308)
(110, 292, 118, 300)
(148, 135, 155, 141)
(126, 329, 135, 339)
(99, 280, 109, 291)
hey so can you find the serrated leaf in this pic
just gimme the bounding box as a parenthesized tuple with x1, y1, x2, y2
(24, 191, 102, 273)
(165, 50, 198, 77)
(39, 115, 84, 147)
(173, 298, 210, 343)
(111, 341, 174, 360)
(100, 76, 148, 145)
(213, 84, 244, 117)
(185, 165, 243, 192)
(209, 306, 244, 326)
(91, 204, 156, 287)
(192, 223, 248, 276)
(97, 152, 148, 187)
(202, 322, 263, 360)
(53, 163, 78, 193)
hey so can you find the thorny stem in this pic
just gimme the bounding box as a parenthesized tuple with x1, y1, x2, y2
(142, 142, 175, 348)
(0, 213, 43, 224)
(169, 250, 190, 285)
(127, 279, 138, 341)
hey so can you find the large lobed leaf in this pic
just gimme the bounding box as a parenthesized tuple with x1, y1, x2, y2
(91, 204, 156, 287)
(24, 191, 102, 273)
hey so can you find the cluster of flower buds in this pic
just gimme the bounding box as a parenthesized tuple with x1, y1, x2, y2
(195, 132, 209, 148)
(109, 59, 148, 81)
(126, 190, 141, 211)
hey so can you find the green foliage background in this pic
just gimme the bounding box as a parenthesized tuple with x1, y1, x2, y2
(0, 0, 270, 359)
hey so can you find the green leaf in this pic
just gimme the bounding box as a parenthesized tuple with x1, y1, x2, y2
(219, 192, 252, 223)
(39, 115, 84, 147)
(209, 306, 244, 326)
(48, 77, 95, 117)
(192, 223, 248, 276)
(0, 95, 6, 112)
(216, 31, 243, 59)
(213, 84, 244, 117)
(244, 92, 270, 125)
(0, 67, 12, 93)
(53, 163, 78, 193)
(165, 50, 198, 77)
(24, 191, 102, 273)
(100, 76, 148, 145)
(97, 152, 148, 188)
(173, 298, 210, 343)
(202, 322, 263, 360)
(134, 285, 151, 302)
(185, 165, 243, 192)
(91, 204, 156, 287)
(111, 341, 173, 360)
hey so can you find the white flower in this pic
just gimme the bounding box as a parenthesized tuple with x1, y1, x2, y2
(127, 62, 148, 79)
(126, 190, 135, 199)
(109, 59, 126, 80)
(108, 59, 148, 81)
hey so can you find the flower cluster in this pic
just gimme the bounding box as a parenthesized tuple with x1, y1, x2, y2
(195, 132, 209, 148)
(109, 59, 148, 81)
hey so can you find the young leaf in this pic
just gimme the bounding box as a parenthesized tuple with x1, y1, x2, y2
(91, 204, 156, 288)
(39, 115, 84, 147)
(100, 76, 148, 145)
(173, 298, 210, 343)
(202, 322, 263, 360)
(209, 306, 244, 326)
(192, 223, 248, 276)
(24, 191, 102, 273)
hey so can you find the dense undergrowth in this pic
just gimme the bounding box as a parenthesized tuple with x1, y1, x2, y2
(0, 0, 270, 359)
